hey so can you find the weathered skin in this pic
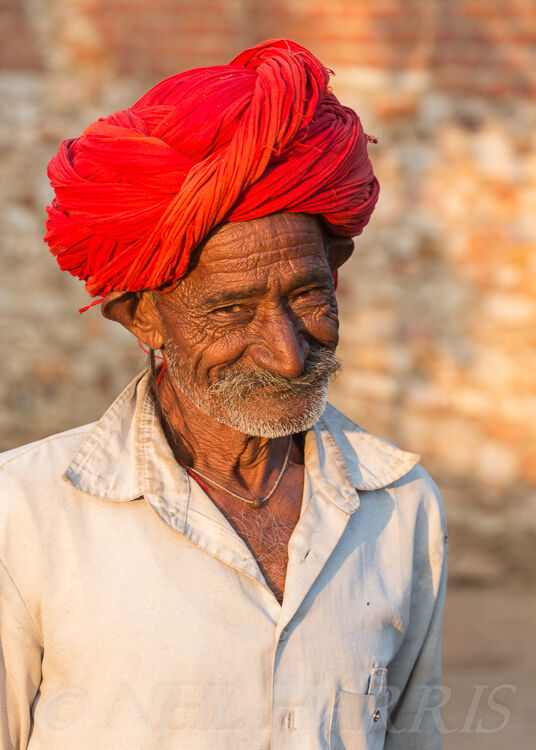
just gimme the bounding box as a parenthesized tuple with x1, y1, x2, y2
(102, 213, 352, 602)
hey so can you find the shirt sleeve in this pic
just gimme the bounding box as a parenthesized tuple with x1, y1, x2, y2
(384, 479, 449, 749)
(0, 556, 43, 750)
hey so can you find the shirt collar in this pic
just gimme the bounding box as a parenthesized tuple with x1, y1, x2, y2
(316, 403, 419, 491)
(64, 369, 420, 503)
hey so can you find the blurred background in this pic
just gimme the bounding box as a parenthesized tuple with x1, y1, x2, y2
(0, 0, 534, 746)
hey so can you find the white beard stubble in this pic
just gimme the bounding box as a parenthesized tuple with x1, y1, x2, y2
(164, 342, 342, 438)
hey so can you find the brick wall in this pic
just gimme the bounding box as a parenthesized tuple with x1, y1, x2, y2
(433, 0, 536, 96)
(0, 0, 43, 70)
(4, 0, 531, 94)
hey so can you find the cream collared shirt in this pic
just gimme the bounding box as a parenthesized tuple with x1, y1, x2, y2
(0, 370, 447, 750)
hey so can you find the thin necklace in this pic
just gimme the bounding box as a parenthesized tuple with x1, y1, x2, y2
(184, 436, 293, 509)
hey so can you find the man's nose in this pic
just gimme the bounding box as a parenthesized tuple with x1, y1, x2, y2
(251, 307, 309, 379)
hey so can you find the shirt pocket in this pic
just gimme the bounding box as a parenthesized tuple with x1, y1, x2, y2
(329, 675, 390, 750)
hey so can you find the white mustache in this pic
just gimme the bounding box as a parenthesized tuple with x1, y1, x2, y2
(208, 345, 341, 399)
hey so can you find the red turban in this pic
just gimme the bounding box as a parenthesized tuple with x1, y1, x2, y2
(44, 39, 379, 300)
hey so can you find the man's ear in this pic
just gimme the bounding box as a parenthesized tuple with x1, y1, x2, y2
(101, 291, 165, 351)
(325, 234, 354, 270)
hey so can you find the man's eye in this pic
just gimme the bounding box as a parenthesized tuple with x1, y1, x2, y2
(293, 288, 328, 302)
(213, 304, 246, 315)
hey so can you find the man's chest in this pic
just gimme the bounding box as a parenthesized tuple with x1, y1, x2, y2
(220, 505, 296, 603)
(39, 492, 410, 672)
(30, 491, 412, 747)
(199, 464, 305, 603)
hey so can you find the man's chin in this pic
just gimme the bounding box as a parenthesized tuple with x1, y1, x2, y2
(207, 384, 328, 438)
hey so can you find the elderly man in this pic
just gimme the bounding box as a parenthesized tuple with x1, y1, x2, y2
(0, 41, 447, 749)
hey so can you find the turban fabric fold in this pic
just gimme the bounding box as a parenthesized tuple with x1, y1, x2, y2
(44, 39, 380, 299)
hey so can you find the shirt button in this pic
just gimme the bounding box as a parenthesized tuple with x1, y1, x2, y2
(279, 629, 288, 642)
(372, 710, 381, 722)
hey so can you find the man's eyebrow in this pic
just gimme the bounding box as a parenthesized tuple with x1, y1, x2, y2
(202, 270, 332, 308)
(202, 288, 265, 307)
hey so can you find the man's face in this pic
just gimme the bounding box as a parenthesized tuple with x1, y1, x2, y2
(154, 213, 341, 437)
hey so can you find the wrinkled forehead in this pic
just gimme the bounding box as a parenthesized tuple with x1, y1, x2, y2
(155, 213, 332, 307)
(190, 213, 328, 276)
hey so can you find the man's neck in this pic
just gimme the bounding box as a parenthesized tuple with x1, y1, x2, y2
(153, 367, 306, 603)
(153, 369, 303, 495)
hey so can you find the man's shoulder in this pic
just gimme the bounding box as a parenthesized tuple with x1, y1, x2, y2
(321, 402, 423, 490)
(0, 423, 95, 495)
(0, 424, 99, 573)
(322, 401, 446, 530)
